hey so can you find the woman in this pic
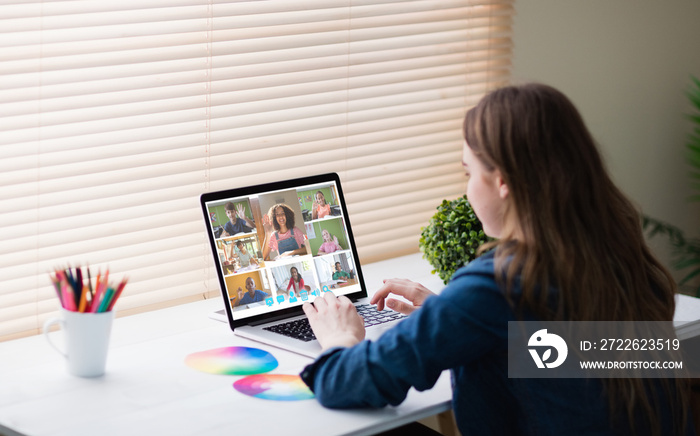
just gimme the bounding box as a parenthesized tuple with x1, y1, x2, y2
(300, 84, 692, 435)
(287, 266, 305, 294)
(317, 229, 343, 255)
(262, 203, 307, 260)
(312, 191, 332, 219)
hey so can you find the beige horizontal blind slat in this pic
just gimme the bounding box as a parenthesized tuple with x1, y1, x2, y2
(0, 0, 513, 341)
(1, 253, 207, 310)
(0, 271, 212, 335)
(1, 230, 205, 285)
(2, 46, 509, 140)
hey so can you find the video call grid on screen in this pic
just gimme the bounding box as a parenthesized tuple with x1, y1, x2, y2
(204, 179, 362, 321)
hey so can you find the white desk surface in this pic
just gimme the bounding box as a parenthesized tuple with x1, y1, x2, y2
(2, 253, 699, 436)
(675, 292, 700, 340)
(0, 253, 450, 436)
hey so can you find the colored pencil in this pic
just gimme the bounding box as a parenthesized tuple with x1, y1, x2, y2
(75, 268, 83, 309)
(106, 278, 128, 312)
(62, 282, 76, 312)
(90, 270, 106, 313)
(97, 287, 114, 313)
(78, 286, 88, 312)
(50, 276, 63, 307)
(87, 267, 94, 302)
(49, 266, 126, 313)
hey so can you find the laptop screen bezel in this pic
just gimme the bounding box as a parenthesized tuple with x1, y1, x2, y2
(199, 172, 368, 330)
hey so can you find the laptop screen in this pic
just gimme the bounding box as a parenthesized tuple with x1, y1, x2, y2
(200, 173, 367, 327)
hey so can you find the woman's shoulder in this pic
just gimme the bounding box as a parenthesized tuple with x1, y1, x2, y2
(434, 252, 495, 297)
(444, 250, 533, 306)
(424, 250, 515, 327)
(439, 250, 522, 303)
(451, 250, 497, 281)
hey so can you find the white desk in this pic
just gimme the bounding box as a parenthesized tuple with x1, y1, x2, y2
(674, 292, 700, 340)
(2, 253, 699, 436)
(0, 253, 450, 436)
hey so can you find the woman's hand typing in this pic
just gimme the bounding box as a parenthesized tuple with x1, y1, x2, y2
(303, 292, 365, 351)
(370, 279, 436, 315)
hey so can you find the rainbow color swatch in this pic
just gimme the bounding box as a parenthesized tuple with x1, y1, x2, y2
(185, 347, 278, 375)
(233, 374, 315, 401)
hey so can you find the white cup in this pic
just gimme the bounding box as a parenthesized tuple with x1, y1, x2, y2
(43, 309, 115, 378)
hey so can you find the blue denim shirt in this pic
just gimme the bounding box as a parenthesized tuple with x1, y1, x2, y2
(300, 252, 693, 436)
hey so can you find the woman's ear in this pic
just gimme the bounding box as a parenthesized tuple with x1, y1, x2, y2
(496, 171, 509, 199)
(499, 183, 509, 199)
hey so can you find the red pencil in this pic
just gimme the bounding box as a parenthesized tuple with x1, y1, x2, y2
(106, 278, 128, 312)
(90, 270, 108, 313)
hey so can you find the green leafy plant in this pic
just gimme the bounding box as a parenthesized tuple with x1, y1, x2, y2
(643, 217, 700, 297)
(643, 75, 700, 297)
(419, 195, 489, 284)
(688, 75, 700, 201)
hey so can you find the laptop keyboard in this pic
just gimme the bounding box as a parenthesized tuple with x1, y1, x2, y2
(263, 304, 406, 342)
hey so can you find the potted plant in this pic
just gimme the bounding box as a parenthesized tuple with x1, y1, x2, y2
(643, 75, 700, 297)
(419, 195, 489, 284)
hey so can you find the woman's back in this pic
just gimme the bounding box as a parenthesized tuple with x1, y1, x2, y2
(460, 83, 688, 435)
(447, 254, 693, 435)
(301, 83, 692, 436)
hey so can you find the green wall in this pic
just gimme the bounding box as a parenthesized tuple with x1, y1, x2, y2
(298, 187, 334, 212)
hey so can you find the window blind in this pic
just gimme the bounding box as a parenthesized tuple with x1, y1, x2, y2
(0, 0, 513, 341)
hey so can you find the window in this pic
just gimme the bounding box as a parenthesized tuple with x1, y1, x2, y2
(0, 0, 513, 340)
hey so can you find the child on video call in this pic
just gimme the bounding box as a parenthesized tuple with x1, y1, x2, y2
(331, 262, 350, 281)
(262, 203, 307, 260)
(220, 202, 255, 237)
(317, 229, 342, 255)
(312, 191, 332, 219)
(287, 266, 305, 294)
(234, 240, 258, 268)
(233, 277, 269, 307)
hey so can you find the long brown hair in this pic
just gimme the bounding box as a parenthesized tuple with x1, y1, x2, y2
(463, 83, 687, 435)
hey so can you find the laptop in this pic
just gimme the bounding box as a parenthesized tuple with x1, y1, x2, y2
(200, 173, 405, 358)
